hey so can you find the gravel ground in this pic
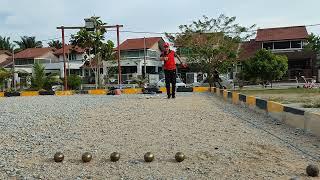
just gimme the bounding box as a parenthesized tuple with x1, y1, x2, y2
(0, 93, 319, 179)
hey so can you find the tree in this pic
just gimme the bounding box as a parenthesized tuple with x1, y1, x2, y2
(241, 49, 288, 88)
(304, 33, 320, 53)
(48, 40, 62, 49)
(31, 62, 46, 90)
(14, 36, 43, 51)
(70, 16, 115, 88)
(304, 33, 320, 67)
(0, 36, 14, 51)
(166, 14, 255, 88)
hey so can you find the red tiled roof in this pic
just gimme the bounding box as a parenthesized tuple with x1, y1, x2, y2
(256, 26, 308, 42)
(0, 59, 12, 67)
(117, 37, 164, 50)
(13, 47, 56, 59)
(0, 50, 12, 56)
(238, 39, 261, 60)
(54, 45, 85, 55)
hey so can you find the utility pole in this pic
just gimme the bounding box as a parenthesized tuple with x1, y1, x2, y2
(61, 26, 67, 90)
(12, 48, 16, 91)
(116, 25, 121, 85)
(143, 37, 146, 79)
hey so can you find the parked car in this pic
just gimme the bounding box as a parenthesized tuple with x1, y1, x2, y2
(157, 78, 187, 87)
(192, 76, 233, 88)
(52, 84, 63, 91)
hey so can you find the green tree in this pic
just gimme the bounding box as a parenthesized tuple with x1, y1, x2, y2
(304, 33, 320, 53)
(0, 36, 14, 51)
(166, 14, 255, 87)
(70, 16, 115, 88)
(31, 62, 46, 90)
(304, 33, 320, 67)
(14, 36, 43, 51)
(67, 74, 82, 90)
(241, 49, 288, 88)
(48, 40, 62, 49)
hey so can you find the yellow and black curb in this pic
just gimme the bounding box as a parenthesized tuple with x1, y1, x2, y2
(210, 87, 320, 137)
(0, 87, 211, 98)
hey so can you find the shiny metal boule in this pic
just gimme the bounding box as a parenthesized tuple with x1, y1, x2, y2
(82, 152, 92, 163)
(110, 152, 120, 162)
(54, 152, 64, 162)
(175, 152, 185, 162)
(306, 164, 319, 177)
(144, 152, 154, 162)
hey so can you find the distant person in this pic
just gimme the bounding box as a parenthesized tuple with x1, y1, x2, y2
(160, 42, 186, 99)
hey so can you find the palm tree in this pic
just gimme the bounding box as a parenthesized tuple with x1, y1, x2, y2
(14, 36, 43, 51)
(0, 36, 14, 51)
(48, 40, 62, 49)
(31, 62, 46, 90)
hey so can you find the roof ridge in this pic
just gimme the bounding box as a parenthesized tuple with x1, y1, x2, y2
(258, 25, 306, 30)
(126, 37, 162, 40)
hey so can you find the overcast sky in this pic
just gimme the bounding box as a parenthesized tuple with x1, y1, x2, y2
(0, 0, 319, 46)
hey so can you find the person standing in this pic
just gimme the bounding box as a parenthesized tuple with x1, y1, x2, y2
(160, 42, 184, 99)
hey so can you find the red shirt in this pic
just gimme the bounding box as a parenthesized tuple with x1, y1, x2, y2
(161, 50, 176, 70)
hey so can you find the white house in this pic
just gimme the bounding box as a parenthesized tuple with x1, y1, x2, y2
(104, 37, 166, 82)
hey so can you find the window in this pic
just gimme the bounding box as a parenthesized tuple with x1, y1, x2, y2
(147, 50, 157, 58)
(291, 41, 302, 48)
(263, 42, 273, 50)
(121, 50, 140, 58)
(35, 59, 50, 64)
(15, 59, 34, 65)
(68, 53, 77, 61)
(274, 41, 290, 49)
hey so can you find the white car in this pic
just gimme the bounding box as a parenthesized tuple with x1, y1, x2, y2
(192, 76, 233, 88)
(157, 78, 186, 87)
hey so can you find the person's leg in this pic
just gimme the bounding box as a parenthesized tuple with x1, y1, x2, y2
(171, 70, 176, 98)
(164, 70, 171, 98)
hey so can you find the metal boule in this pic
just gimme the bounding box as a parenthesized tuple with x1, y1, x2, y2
(54, 152, 64, 162)
(110, 152, 120, 162)
(306, 164, 319, 177)
(144, 152, 154, 162)
(175, 152, 185, 162)
(82, 152, 92, 163)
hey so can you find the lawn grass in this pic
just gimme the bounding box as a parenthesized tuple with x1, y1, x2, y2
(236, 88, 320, 108)
(237, 88, 320, 95)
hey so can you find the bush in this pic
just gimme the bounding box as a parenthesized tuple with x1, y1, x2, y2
(68, 74, 82, 90)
